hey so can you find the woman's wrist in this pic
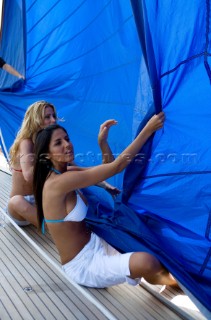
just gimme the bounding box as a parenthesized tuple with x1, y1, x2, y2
(140, 126, 154, 138)
(98, 139, 108, 147)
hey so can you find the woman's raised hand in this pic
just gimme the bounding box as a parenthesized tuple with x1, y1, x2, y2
(98, 119, 117, 145)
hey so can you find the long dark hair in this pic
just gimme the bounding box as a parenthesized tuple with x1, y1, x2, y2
(33, 124, 68, 230)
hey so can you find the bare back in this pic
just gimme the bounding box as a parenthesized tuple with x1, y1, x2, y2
(10, 169, 33, 197)
(10, 139, 34, 197)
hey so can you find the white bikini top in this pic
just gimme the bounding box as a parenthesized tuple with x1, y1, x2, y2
(42, 191, 88, 233)
(63, 193, 88, 222)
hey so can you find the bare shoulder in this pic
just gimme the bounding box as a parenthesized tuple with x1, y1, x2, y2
(67, 165, 87, 171)
(19, 139, 34, 154)
(44, 173, 65, 195)
(46, 170, 79, 195)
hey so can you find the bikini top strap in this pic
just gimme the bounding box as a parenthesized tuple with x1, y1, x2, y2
(42, 218, 65, 234)
(42, 219, 46, 234)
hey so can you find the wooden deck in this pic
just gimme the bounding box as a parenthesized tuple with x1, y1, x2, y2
(0, 169, 208, 320)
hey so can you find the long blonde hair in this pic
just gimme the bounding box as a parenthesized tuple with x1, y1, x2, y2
(10, 101, 57, 165)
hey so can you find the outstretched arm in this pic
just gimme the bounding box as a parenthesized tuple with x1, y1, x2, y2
(67, 164, 121, 197)
(3, 63, 25, 79)
(55, 112, 165, 194)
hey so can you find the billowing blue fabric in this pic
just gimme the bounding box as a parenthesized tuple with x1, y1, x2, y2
(123, 0, 211, 314)
(88, 0, 211, 316)
(0, 0, 211, 316)
(0, 0, 141, 189)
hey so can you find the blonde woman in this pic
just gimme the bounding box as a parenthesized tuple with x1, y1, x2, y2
(7, 101, 57, 226)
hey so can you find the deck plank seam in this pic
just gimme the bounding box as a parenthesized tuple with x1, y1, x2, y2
(0, 207, 118, 320)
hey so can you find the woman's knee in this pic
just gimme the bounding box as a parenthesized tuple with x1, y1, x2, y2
(129, 252, 162, 279)
(8, 195, 26, 214)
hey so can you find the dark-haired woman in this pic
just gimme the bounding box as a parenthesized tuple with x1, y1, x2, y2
(33, 113, 177, 288)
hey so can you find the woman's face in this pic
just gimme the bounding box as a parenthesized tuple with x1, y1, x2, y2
(48, 128, 74, 165)
(43, 106, 57, 127)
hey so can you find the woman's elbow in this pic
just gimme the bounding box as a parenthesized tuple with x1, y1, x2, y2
(23, 172, 33, 183)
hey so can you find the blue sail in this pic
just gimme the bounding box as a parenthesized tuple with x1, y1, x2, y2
(0, 0, 141, 187)
(0, 0, 210, 315)
(123, 0, 211, 314)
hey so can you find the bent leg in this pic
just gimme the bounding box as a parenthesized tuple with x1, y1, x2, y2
(129, 252, 177, 286)
(7, 195, 38, 227)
